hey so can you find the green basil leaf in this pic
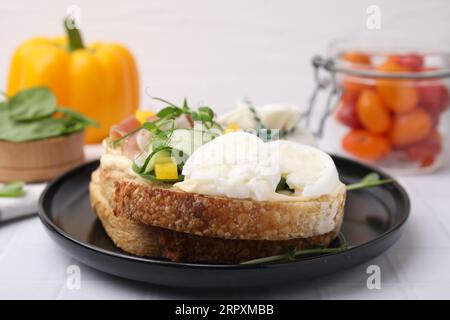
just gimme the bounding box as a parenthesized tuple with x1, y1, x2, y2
(8, 87, 56, 121)
(0, 181, 26, 198)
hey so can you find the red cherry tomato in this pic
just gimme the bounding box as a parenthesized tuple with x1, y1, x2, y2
(376, 61, 418, 114)
(356, 90, 392, 134)
(389, 53, 424, 70)
(342, 129, 391, 161)
(342, 52, 371, 65)
(335, 101, 362, 129)
(406, 130, 442, 167)
(418, 83, 449, 116)
(389, 108, 432, 147)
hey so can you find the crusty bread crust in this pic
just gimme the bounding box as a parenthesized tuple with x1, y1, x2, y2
(90, 168, 343, 263)
(114, 179, 346, 241)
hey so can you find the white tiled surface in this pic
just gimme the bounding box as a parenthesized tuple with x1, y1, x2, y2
(1, 0, 450, 299)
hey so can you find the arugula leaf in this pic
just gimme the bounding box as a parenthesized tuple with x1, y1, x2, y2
(8, 87, 56, 121)
(346, 172, 393, 191)
(0, 181, 26, 198)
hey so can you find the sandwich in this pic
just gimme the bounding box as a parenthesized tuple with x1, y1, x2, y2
(89, 100, 346, 264)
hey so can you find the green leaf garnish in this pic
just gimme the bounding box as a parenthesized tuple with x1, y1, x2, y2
(346, 172, 393, 191)
(241, 174, 391, 265)
(284, 246, 296, 261)
(275, 176, 294, 193)
(241, 246, 348, 265)
(0, 181, 26, 198)
(111, 97, 222, 184)
(157, 106, 181, 119)
(240, 232, 349, 265)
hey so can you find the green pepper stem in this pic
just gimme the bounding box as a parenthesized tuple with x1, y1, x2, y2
(64, 17, 84, 51)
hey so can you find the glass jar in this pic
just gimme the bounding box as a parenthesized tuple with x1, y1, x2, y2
(309, 39, 450, 174)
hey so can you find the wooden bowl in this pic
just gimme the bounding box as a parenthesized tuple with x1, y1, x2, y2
(0, 131, 85, 183)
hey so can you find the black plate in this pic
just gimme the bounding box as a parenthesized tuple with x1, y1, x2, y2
(38, 157, 409, 288)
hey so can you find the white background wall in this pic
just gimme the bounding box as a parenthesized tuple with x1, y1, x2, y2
(1, 0, 449, 113)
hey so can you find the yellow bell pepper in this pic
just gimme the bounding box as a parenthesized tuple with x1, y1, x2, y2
(223, 123, 241, 134)
(7, 19, 139, 143)
(135, 110, 156, 124)
(155, 157, 179, 180)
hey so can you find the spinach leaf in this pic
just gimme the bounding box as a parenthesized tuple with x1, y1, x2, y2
(58, 107, 99, 127)
(0, 89, 97, 142)
(0, 181, 26, 198)
(0, 108, 65, 142)
(8, 87, 57, 121)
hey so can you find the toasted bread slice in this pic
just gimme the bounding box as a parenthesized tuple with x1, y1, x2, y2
(89, 154, 345, 263)
(90, 168, 343, 263)
(114, 179, 346, 241)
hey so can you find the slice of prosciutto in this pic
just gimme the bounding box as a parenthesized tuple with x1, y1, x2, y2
(109, 116, 150, 160)
(109, 113, 193, 160)
(109, 116, 142, 140)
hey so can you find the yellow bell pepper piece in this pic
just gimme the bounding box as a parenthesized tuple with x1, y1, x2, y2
(135, 110, 156, 124)
(7, 19, 139, 143)
(155, 158, 179, 180)
(223, 123, 241, 134)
